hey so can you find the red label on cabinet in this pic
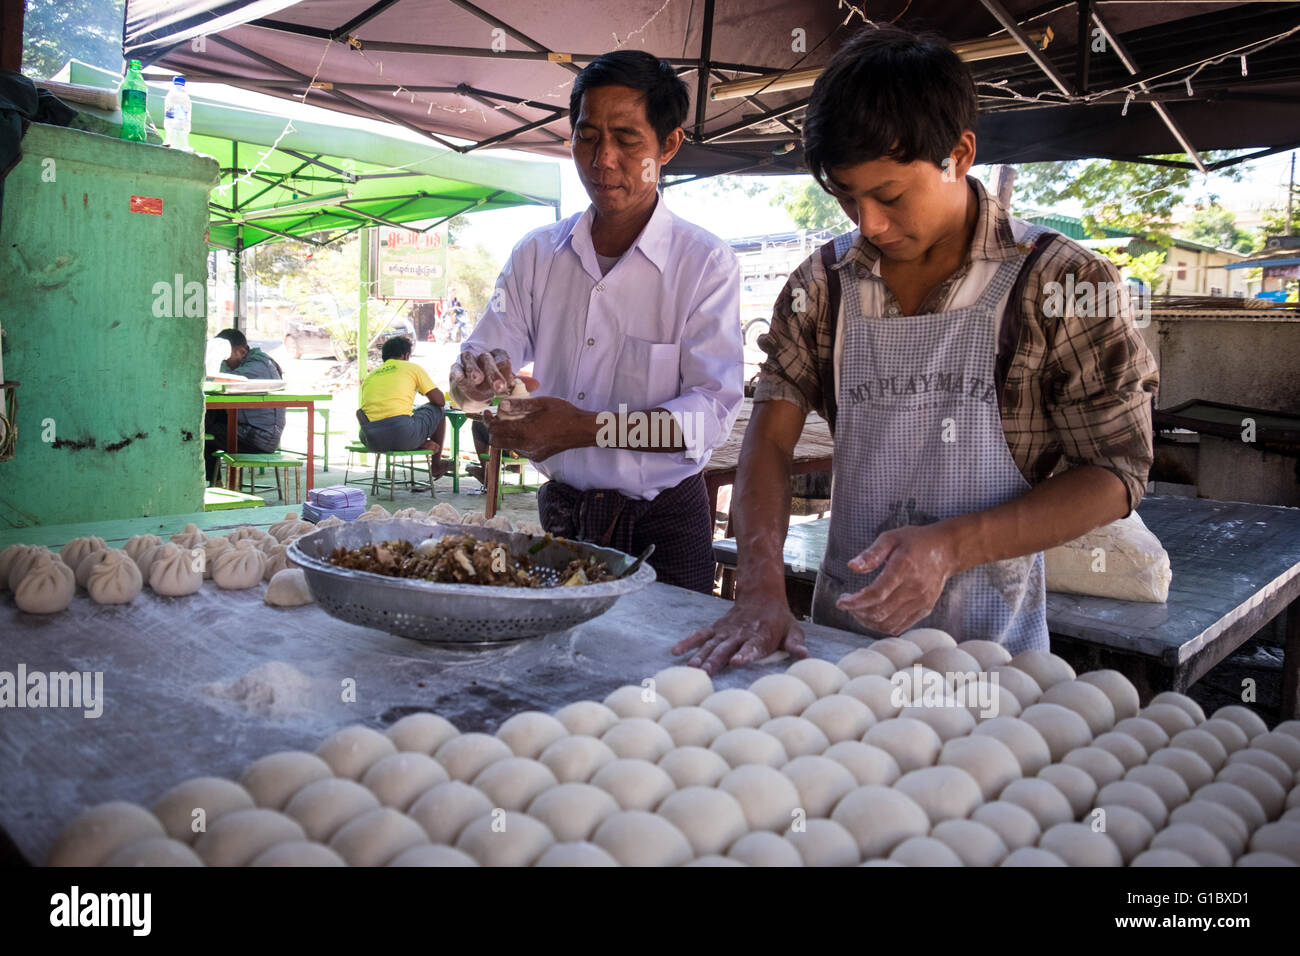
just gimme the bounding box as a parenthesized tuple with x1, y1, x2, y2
(130, 195, 163, 215)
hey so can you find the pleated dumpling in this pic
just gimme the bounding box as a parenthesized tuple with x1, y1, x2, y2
(60, 536, 107, 574)
(212, 545, 267, 590)
(357, 504, 392, 521)
(74, 549, 113, 590)
(0, 543, 37, 591)
(149, 544, 203, 596)
(123, 534, 163, 571)
(15, 553, 75, 613)
(8, 545, 58, 591)
(87, 550, 144, 605)
(265, 568, 313, 607)
(263, 544, 292, 581)
(429, 503, 460, 524)
(269, 513, 315, 542)
(170, 523, 206, 549)
(201, 536, 235, 579)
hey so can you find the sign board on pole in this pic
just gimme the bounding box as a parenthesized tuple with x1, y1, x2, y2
(373, 225, 448, 300)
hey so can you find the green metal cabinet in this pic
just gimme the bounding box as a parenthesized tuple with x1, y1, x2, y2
(0, 123, 219, 528)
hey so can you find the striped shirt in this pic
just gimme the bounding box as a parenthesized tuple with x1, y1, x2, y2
(753, 176, 1159, 512)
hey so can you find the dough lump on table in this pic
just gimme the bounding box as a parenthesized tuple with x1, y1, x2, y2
(1150, 822, 1234, 867)
(152, 776, 255, 842)
(699, 688, 772, 730)
(169, 523, 207, 549)
(261, 544, 292, 581)
(658, 706, 728, 748)
(47, 801, 165, 866)
(283, 777, 380, 842)
(1125, 764, 1192, 812)
(429, 502, 461, 524)
(830, 785, 929, 858)
(148, 543, 203, 596)
(822, 741, 902, 786)
(552, 700, 620, 738)
(387, 844, 479, 867)
(87, 550, 143, 605)
(317, 725, 397, 780)
(834, 648, 896, 680)
(362, 752, 449, 810)
(1041, 679, 1117, 736)
(407, 780, 493, 844)
(1140, 702, 1197, 738)
(600, 717, 674, 761)
(838, 675, 902, 721)
(103, 836, 204, 867)
(1062, 746, 1128, 790)
(1019, 702, 1093, 762)
(1038, 823, 1124, 867)
(329, 807, 428, 866)
(269, 513, 315, 542)
(893, 766, 983, 823)
(656, 746, 730, 789)
(888, 835, 964, 866)
(1038, 763, 1098, 819)
(781, 755, 857, 818)
(591, 810, 692, 867)
(801, 694, 876, 744)
(785, 658, 849, 698)
(656, 786, 748, 856)
(471, 757, 558, 811)
(435, 732, 513, 781)
(14, 554, 75, 614)
(8, 545, 57, 591)
(200, 536, 234, 580)
(784, 818, 859, 867)
(122, 534, 163, 573)
(455, 812, 555, 866)
(590, 758, 676, 811)
(958, 639, 1013, 670)
(997, 778, 1075, 831)
(538, 735, 616, 783)
(1212, 704, 1269, 741)
(60, 536, 106, 575)
(717, 764, 800, 832)
(971, 801, 1042, 852)
(193, 808, 305, 866)
(386, 712, 459, 755)
(971, 716, 1053, 776)
(264, 568, 313, 606)
(251, 841, 346, 867)
(651, 665, 714, 707)
(709, 727, 788, 769)
(240, 751, 335, 810)
(862, 717, 942, 773)
(938, 735, 1022, 801)
(526, 782, 620, 842)
(1008, 650, 1075, 692)
(759, 716, 830, 759)
(496, 711, 568, 758)
(1089, 803, 1155, 863)
(929, 819, 1009, 867)
(603, 684, 671, 721)
(212, 545, 267, 590)
(534, 842, 618, 867)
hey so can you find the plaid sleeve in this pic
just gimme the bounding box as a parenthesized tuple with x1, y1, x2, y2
(752, 253, 826, 415)
(1039, 251, 1160, 513)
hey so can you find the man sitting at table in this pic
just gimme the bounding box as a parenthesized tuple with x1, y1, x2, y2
(357, 337, 448, 469)
(204, 328, 287, 483)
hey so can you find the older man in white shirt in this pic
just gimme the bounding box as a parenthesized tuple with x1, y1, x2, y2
(450, 50, 743, 592)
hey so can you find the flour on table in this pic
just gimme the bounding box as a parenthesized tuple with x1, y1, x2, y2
(1044, 511, 1171, 603)
(203, 661, 313, 717)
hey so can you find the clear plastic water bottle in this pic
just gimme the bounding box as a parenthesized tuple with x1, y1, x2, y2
(119, 59, 147, 142)
(164, 76, 192, 151)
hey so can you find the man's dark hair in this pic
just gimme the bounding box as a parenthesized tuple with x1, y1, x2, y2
(803, 25, 978, 192)
(382, 336, 412, 361)
(569, 50, 689, 145)
(215, 328, 248, 350)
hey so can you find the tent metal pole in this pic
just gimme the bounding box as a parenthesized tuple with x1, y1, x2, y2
(234, 228, 243, 332)
(978, 0, 1074, 96)
(359, 227, 371, 382)
(694, 0, 716, 141)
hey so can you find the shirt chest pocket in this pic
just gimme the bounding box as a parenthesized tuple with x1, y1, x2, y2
(613, 336, 680, 409)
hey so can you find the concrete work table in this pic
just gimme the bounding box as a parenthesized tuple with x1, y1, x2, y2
(0, 511, 863, 865)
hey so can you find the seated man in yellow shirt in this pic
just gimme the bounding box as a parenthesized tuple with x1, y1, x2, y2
(358, 337, 447, 468)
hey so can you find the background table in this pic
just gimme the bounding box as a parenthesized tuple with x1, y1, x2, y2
(0, 510, 865, 865)
(713, 496, 1300, 716)
(204, 392, 331, 494)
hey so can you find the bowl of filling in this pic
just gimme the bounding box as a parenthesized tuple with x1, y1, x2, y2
(287, 519, 656, 644)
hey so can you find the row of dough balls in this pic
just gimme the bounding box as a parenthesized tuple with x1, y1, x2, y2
(0, 517, 316, 614)
(48, 634, 1300, 866)
(337, 502, 544, 537)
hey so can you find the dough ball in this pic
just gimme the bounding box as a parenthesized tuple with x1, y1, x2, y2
(699, 688, 772, 729)
(822, 741, 902, 787)
(472, 757, 558, 811)
(1199, 717, 1251, 755)
(917, 646, 982, 678)
(1041, 679, 1116, 736)
(898, 627, 956, 653)
(283, 778, 380, 842)
(1019, 703, 1093, 762)
(1062, 746, 1128, 790)
(862, 717, 942, 772)
(553, 700, 620, 737)
(48, 801, 165, 866)
(1094, 780, 1169, 830)
(1236, 851, 1299, 867)
(408, 781, 492, 843)
(782, 755, 858, 818)
(658, 707, 728, 748)
(971, 801, 1041, 851)
(533, 842, 619, 867)
(1169, 800, 1248, 858)
(14, 554, 75, 614)
(0, 543, 33, 590)
(865, 638, 924, 671)
(1087, 804, 1154, 863)
(986, 664, 1044, 708)
(148, 543, 203, 596)
(329, 807, 428, 866)
(685, 855, 744, 867)
(1038, 822, 1123, 866)
(1150, 823, 1234, 867)
(930, 819, 1009, 866)
(591, 810, 692, 867)
(60, 536, 107, 574)
(429, 502, 461, 524)
(1038, 763, 1097, 819)
(893, 766, 983, 824)
(386, 844, 478, 867)
(315, 515, 344, 529)
(971, 716, 1052, 776)
(998, 778, 1075, 831)
(1131, 848, 1199, 866)
(718, 765, 801, 832)
(268, 513, 315, 542)
(1140, 702, 1197, 738)
(728, 830, 805, 867)
(603, 684, 671, 721)
(962, 677, 1022, 722)
(386, 712, 459, 755)
(899, 699, 976, 743)
(211, 544, 267, 589)
(1147, 747, 1215, 793)
(839, 675, 902, 720)
(87, 550, 143, 605)
(888, 835, 964, 866)
(193, 808, 305, 866)
(1170, 728, 1228, 772)
(1212, 704, 1269, 741)
(1149, 691, 1206, 725)
(1076, 669, 1141, 721)
(656, 786, 749, 856)
(1216, 763, 1285, 820)
(939, 735, 1022, 802)
(784, 818, 859, 867)
(600, 717, 674, 762)
(1250, 731, 1300, 773)
(657, 746, 731, 789)
(538, 734, 616, 783)
(495, 711, 568, 758)
(760, 716, 830, 759)
(526, 783, 620, 842)
(959, 639, 1013, 670)
(1227, 748, 1293, 790)
(361, 752, 448, 810)
(262, 568, 311, 606)
(590, 758, 676, 811)
(1090, 730, 1149, 771)
(122, 534, 164, 574)
(1247, 821, 1300, 865)
(709, 727, 788, 768)
(357, 504, 393, 521)
(651, 665, 714, 707)
(1124, 764, 1191, 812)
(7, 544, 56, 591)
(434, 732, 513, 781)
(251, 841, 347, 867)
(834, 648, 895, 680)
(801, 694, 876, 743)
(785, 658, 850, 697)
(830, 785, 929, 857)
(152, 776, 254, 843)
(316, 725, 397, 780)
(103, 836, 204, 867)
(1000, 847, 1067, 866)
(1193, 781, 1267, 832)
(1008, 650, 1075, 691)
(74, 548, 113, 590)
(1277, 720, 1300, 742)
(200, 536, 233, 580)
(240, 751, 334, 809)
(748, 673, 818, 718)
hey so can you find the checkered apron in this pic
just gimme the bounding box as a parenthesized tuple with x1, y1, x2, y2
(811, 228, 1050, 653)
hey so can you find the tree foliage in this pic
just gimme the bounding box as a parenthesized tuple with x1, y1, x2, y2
(1181, 203, 1253, 253)
(772, 179, 850, 232)
(22, 0, 126, 79)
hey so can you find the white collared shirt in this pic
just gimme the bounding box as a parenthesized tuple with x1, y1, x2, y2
(463, 193, 744, 500)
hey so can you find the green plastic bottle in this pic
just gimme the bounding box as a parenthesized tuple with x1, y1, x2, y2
(120, 59, 147, 142)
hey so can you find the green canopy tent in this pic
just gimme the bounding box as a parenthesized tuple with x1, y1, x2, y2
(56, 60, 562, 342)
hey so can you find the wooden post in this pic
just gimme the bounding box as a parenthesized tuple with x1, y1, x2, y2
(994, 165, 1017, 210)
(0, 0, 24, 73)
(484, 446, 501, 519)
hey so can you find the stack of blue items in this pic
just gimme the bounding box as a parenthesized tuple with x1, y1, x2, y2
(301, 484, 367, 523)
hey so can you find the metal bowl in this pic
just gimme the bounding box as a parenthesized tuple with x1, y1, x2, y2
(287, 519, 656, 645)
